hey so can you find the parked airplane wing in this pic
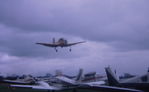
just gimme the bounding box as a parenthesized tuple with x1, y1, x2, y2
(36, 43, 58, 47)
(56, 76, 76, 86)
(65, 41, 86, 46)
(86, 85, 143, 92)
(1, 80, 34, 85)
(11, 85, 60, 90)
(81, 81, 106, 86)
(52, 75, 143, 92)
(11, 81, 60, 90)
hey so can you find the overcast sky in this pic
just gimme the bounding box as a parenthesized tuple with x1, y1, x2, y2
(0, 0, 149, 76)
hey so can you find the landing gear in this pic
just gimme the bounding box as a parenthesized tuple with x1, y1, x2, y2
(55, 47, 58, 52)
(54, 47, 72, 52)
(69, 47, 72, 52)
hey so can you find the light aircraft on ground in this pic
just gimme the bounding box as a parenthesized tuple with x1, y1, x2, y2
(36, 38, 85, 52)
(56, 74, 142, 92)
(0, 69, 142, 92)
(105, 66, 149, 92)
(56, 69, 142, 92)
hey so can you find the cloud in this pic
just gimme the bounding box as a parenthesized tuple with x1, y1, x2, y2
(0, 41, 110, 75)
(0, 0, 149, 75)
(0, 0, 149, 51)
(0, 43, 149, 76)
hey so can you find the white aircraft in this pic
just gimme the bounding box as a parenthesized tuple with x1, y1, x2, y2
(0, 75, 35, 85)
(56, 72, 106, 86)
(105, 66, 149, 92)
(56, 75, 142, 92)
(6, 68, 142, 92)
(56, 69, 142, 92)
(55, 69, 83, 86)
(36, 38, 85, 52)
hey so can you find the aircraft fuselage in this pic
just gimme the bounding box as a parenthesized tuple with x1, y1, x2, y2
(55, 38, 68, 47)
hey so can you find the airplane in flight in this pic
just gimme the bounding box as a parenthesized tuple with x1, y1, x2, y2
(36, 38, 85, 52)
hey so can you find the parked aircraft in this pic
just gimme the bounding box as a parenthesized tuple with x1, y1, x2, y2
(36, 38, 85, 52)
(56, 75, 142, 92)
(0, 69, 143, 92)
(82, 72, 106, 83)
(105, 66, 149, 92)
(56, 69, 83, 86)
(56, 70, 142, 92)
(0, 75, 35, 85)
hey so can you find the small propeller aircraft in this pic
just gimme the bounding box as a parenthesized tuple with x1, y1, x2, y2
(36, 38, 85, 52)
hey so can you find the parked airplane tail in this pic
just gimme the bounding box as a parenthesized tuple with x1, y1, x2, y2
(105, 67, 119, 86)
(75, 68, 83, 81)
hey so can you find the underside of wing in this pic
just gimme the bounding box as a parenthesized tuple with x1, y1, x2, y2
(11, 85, 59, 90)
(36, 43, 58, 47)
(65, 41, 85, 47)
(11, 81, 61, 90)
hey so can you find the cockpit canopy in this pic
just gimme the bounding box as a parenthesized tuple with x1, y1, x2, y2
(58, 38, 68, 44)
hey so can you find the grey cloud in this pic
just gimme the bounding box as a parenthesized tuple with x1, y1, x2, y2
(0, 0, 149, 51)
(0, 44, 149, 75)
(0, 0, 149, 75)
(0, 24, 87, 58)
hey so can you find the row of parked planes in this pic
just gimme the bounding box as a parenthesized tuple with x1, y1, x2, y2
(0, 67, 149, 92)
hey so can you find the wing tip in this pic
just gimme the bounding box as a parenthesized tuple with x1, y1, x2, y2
(36, 43, 40, 44)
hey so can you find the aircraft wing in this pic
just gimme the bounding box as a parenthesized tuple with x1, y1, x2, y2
(11, 85, 60, 90)
(1, 80, 34, 85)
(65, 41, 86, 46)
(92, 85, 143, 92)
(10, 81, 61, 90)
(36, 43, 58, 47)
(77, 85, 143, 92)
(79, 81, 142, 92)
(56, 76, 77, 86)
(81, 81, 106, 86)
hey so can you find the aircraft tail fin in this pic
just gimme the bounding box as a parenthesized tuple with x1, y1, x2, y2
(105, 67, 119, 86)
(147, 68, 149, 83)
(75, 68, 83, 81)
(52, 38, 55, 44)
